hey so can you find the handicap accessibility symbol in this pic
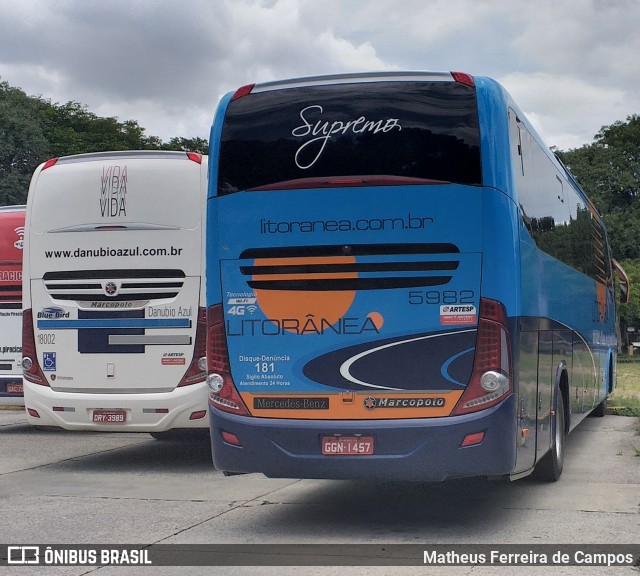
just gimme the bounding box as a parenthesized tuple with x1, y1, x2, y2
(43, 352, 56, 371)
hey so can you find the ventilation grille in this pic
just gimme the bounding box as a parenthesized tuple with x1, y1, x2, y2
(239, 244, 460, 291)
(43, 269, 185, 302)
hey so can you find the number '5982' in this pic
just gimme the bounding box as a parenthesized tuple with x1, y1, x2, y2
(408, 290, 475, 305)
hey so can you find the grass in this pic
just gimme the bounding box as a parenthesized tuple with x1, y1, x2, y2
(611, 361, 640, 418)
(612, 362, 640, 456)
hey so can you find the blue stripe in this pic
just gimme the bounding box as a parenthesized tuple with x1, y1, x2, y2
(440, 347, 475, 387)
(37, 318, 191, 330)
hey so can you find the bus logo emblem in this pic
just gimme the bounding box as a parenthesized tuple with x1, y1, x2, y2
(14, 227, 24, 250)
(104, 282, 119, 297)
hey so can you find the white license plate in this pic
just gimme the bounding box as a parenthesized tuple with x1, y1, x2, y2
(321, 436, 374, 455)
(92, 410, 126, 424)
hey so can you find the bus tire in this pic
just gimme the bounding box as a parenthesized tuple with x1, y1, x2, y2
(534, 392, 565, 482)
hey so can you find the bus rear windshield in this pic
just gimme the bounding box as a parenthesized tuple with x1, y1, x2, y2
(217, 81, 481, 195)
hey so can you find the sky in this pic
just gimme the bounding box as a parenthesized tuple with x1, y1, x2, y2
(0, 0, 638, 151)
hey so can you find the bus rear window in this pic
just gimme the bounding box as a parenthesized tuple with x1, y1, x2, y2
(217, 81, 481, 195)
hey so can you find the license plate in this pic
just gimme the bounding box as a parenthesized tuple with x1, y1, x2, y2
(92, 410, 126, 424)
(6, 383, 23, 394)
(322, 436, 374, 455)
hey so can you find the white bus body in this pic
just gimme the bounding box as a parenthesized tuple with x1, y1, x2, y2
(0, 205, 26, 406)
(22, 151, 209, 433)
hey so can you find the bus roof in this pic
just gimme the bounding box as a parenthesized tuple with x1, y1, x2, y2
(248, 71, 461, 93)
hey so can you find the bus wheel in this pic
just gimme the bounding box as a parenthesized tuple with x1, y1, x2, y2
(534, 392, 565, 482)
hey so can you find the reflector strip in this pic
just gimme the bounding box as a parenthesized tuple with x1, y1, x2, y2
(221, 430, 241, 445)
(108, 335, 192, 345)
(37, 318, 191, 329)
(461, 432, 485, 446)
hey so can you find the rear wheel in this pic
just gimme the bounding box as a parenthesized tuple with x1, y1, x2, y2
(534, 392, 565, 482)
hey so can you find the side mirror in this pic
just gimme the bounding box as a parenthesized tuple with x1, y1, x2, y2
(612, 259, 630, 305)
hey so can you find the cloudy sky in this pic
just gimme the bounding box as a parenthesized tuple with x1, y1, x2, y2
(1, 0, 638, 150)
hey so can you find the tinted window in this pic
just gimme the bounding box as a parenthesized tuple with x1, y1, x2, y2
(218, 81, 481, 195)
(512, 117, 600, 280)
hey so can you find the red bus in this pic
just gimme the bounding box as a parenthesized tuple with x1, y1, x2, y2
(0, 205, 26, 405)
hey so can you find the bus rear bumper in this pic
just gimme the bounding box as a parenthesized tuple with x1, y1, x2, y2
(209, 395, 517, 482)
(23, 382, 209, 432)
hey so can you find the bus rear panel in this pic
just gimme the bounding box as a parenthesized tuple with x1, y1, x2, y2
(206, 73, 519, 481)
(206, 72, 616, 481)
(23, 151, 209, 432)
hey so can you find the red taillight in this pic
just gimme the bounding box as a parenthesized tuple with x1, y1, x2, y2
(451, 71, 475, 88)
(178, 307, 207, 387)
(186, 152, 202, 164)
(206, 304, 250, 416)
(452, 299, 512, 415)
(231, 84, 255, 101)
(21, 309, 49, 386)
(42, 158, 59, 171)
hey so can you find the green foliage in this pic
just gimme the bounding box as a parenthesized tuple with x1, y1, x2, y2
(0, 81, 49, 203)
(557, 115, 640, 215)
(0, 77, 206, 206)
(40, 101, 162, 158)
(161, 137, 208, 155)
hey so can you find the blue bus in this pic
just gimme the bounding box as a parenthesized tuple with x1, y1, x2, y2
(205, 71, 629, 482)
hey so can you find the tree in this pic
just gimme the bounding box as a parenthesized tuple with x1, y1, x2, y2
(40, 101, 163, 157)
(557, 115, 640, 219)
(161, 136, 208, 154)
(0, 81, 49, 205)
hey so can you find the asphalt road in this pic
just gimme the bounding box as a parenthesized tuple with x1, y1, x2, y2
(0, 407, 638, 576)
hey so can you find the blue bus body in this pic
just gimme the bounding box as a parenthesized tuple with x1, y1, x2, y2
(206, 72, 618, 482)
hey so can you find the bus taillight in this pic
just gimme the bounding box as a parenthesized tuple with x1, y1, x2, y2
(178, 307, 207, 387)
(231, 84, 255, 101)
(41, 158, 59, 171)
(451, 71, 475, 87)
(21, 309, 49, 386)
(452, 298, 512, 415)
(206, 304, 250, 415)
(186, 152, 202, 164)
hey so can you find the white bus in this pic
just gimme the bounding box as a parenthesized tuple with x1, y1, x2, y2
(22, 151, 209, 437)
(0, 205, 26, 406)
